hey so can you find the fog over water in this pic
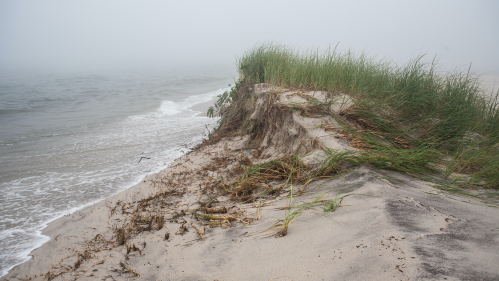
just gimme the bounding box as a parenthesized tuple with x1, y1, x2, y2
(0, 0, 498, 277)
(1, 0, 498, 74)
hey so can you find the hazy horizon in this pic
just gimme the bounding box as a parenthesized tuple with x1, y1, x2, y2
(1, 0, 498, 74)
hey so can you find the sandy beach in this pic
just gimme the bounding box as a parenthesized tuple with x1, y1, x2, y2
(3, 84, 499, 281)
(2, 0, 499, 279)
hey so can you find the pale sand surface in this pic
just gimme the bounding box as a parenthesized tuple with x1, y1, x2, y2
(4, 85, 499, 281)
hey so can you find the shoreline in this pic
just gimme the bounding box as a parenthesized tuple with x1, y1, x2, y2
(3, 84, 499, 280)
(2, 134, 249, 280)
(0, 141, 195, 278)
(0, 96, 218, 278)
(0, 78, 227, 279)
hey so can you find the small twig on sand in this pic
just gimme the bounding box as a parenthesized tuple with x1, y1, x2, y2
(74, 257, 107, 280)
(120, 262, 140, 277)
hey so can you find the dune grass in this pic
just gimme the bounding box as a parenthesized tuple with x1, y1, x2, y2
(231, 44, 499, 188)
(271, 187, 358, 237)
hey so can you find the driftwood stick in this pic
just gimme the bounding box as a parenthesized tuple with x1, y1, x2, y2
(138, 157, 150, 163)
(190, 223, 205, 241)
(120, 262, 140, 277)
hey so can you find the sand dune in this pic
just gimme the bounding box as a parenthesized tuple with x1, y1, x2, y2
(4, 84, 499, 281)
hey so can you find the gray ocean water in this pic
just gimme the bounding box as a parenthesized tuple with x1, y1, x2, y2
(0, 65, 234, 276)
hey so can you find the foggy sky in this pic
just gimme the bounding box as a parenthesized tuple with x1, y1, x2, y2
(1, 0, 498, 73)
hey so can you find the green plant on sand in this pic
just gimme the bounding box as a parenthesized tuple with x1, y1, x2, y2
(270, 187, 362, 237)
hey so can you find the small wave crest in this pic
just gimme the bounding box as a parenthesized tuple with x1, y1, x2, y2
(184, 87, 230, 108)
(135, 87, 230, 119)
(158, 100, 182, 115)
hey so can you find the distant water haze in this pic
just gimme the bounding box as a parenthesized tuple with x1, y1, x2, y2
(480, 73, 499, 98)
(0, 64, 235, 276)
(1, 1, 498, 73)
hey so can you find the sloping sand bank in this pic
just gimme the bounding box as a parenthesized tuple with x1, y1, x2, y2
(4, 85, 499, 281)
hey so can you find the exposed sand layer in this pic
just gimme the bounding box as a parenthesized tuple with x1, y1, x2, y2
(4, 85, 499, 281)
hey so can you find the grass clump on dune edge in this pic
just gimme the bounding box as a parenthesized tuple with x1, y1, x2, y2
(209, 43, 499, 189)
(240, 44, 499, 189)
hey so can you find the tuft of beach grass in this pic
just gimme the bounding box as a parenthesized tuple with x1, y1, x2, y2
(226, 43, 499, 189)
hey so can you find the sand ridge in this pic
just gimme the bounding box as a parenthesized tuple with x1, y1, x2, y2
(3, 85, 499, 281)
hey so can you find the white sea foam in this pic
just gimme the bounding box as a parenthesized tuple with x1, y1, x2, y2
(0, 228, 49, 277)
(153, 87, 229, 117)
(158, 100, 183, 115)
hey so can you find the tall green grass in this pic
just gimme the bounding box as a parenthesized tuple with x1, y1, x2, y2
(236, 44, 499, 188)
